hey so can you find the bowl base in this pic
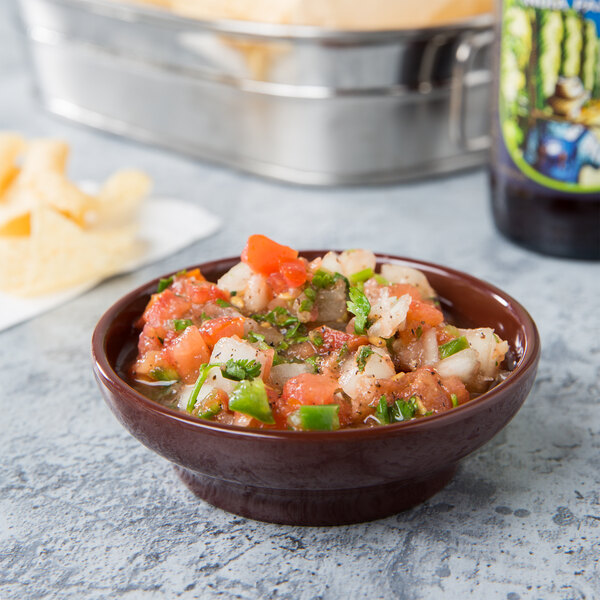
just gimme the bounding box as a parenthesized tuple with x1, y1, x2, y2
(175, 465, 457, 526)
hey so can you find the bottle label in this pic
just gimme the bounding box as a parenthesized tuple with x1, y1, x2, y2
(500, 0, 600, 193)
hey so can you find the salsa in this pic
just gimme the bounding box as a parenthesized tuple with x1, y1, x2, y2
(129, 235, 509, 431)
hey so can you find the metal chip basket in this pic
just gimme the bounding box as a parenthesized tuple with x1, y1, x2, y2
(18, 0, 494, 185)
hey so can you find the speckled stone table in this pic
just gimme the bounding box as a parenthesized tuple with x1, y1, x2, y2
(1, 5, 600, 600)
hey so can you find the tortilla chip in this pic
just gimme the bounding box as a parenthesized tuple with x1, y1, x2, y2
(95, 169, 152, 224)
(20, 139, 68, 182)
(0, 133, 25, 197)
(3, 207, 140, 297)
(0, 212, 31, 236)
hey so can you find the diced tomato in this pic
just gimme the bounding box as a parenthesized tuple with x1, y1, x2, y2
(313, 325, 369, 352)
(165, 326, 211, 383)
(267, 272, 289, 295)
(382, 367, 452, 413)
(137, 324, 164, 354)
(440, 375, 470, 406)
(407, 299, 444, 327)
(141, 289, 191, 328)
(199, 316, 245, 348)
(281, 373, 339, 413)
(241, 234, 298, 276)
(182, 268, 205, 282)
(389, 283, 422, 302)
(173, 279, 230, 305)
(280, 258, 307, 288)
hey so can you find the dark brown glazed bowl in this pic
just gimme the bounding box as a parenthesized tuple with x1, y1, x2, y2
(92, 252, 540, 526)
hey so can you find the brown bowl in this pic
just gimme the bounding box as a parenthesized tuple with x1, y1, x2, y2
(92, 252, 540, 526)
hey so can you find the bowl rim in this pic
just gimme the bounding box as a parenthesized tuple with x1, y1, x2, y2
(92, 251, 540, 442)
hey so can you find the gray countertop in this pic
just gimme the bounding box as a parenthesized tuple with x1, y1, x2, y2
(1, 5, 600, 600)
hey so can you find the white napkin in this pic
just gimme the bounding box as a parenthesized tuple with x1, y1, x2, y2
(0, 195, 221, 331)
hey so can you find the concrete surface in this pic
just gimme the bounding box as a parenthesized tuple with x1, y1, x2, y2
(1, 3, 599, 599)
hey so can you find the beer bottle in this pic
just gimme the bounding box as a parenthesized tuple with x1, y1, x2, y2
(490, 0, 600, 259)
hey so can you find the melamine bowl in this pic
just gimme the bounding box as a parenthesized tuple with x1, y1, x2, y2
(92, 252, 540, 525)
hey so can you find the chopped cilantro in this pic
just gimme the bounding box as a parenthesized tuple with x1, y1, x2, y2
(215, 299, 231, 308)
(200, 312, 210, 322)
(230, 291, 237, 296)
(347, 287, 371, 335)
(451, 393, 458, 408)
(356, 346, 374, 372)
(186, 363, 218, 412)
(173, 319, 193, 332)
(299, 298, 313, 313)
(304, 287, 316, 301)
(391, 397, 418, 422)
(305, 355, 320, 374)
(415, 325, 423, 339)
(222, 358, 262, 381)
(375, 395, 391, 424)
(312, 270, 336, 289)
(311, 332, 324, 347)
(157, 276, 173, 293)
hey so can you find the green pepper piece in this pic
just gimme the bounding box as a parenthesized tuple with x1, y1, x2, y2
(150, 366, 179, 382)
(229, 379, 275, 424)
(374, 274, 389, 286)
(288, 405, 340, 431)
(439, 336, 469, 360)
(193, 390, 223, 420)
(451, 393, 459, 408)
(348, 268, 374, 285)
(157, 276, 173, 293)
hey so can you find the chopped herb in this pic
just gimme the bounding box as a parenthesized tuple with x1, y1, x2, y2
(230, 291, 237, 296)
(299, 298, 313, 312)
(391, 397, 418, 422)
(222, 358, 262, 381)
(338, 342, 349, 359)
(347, 287, 371, 335)
(304, 287, 316, 301)
(215, 299, 231, 308)
(385, 337, 394, 352)
(451, 393, 458, 408)
(311, 332, 324, 347)
(200, 312, 210, 322)
(254, 306, 297, 328)
(305, 355, 320, 374)
(149, 366, 179, 382)
(349, 268, 374, 285)
(312, 270, 336, 289)
(375, 395, 391, 425)
(424, 410, 434, 416)
(439, 336, 469, 360)
(333, 272, 350, 289)
(186, 363, 218, 412)
(157, 276, 173, 293)
(415, 325, 423, 339)
(374, 274, 389, 286)
(493, 333, 500, 343)
(173, 318, 193, 332)
(272, 351, 286, 366)
(356, 346, 374, 372)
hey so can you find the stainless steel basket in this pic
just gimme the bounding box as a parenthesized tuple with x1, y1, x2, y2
(18, 0, 494, 185)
